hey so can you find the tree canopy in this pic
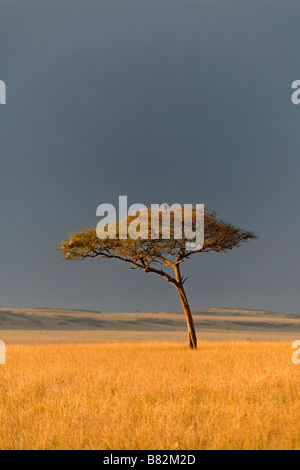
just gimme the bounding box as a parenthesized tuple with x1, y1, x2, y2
(59, 209, 256, 271)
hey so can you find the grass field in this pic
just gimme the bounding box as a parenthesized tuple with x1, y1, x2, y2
(0, 342, 300, 450)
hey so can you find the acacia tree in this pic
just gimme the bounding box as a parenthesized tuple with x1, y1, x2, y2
(58, 208, 256, 350)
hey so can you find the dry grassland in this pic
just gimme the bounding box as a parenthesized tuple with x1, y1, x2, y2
(0, 342, 299, 449)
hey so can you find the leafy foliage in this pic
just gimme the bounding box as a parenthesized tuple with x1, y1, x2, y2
(58, 209, 256, 282)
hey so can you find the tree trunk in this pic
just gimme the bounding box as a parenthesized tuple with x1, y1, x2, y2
(174, 265, 197, 350)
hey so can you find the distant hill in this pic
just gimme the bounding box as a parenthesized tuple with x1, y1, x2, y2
(0, 307, 299, 344)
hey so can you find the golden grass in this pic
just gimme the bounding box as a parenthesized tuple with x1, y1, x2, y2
(0, 342, 300, 449)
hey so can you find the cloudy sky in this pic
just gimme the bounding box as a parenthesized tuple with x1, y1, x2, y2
(1, 1, 300, 313)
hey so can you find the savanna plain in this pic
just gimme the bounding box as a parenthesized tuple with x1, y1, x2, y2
(0, 308, 300, 450)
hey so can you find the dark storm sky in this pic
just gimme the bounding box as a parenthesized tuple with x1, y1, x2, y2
(1, 1, 299, 313)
